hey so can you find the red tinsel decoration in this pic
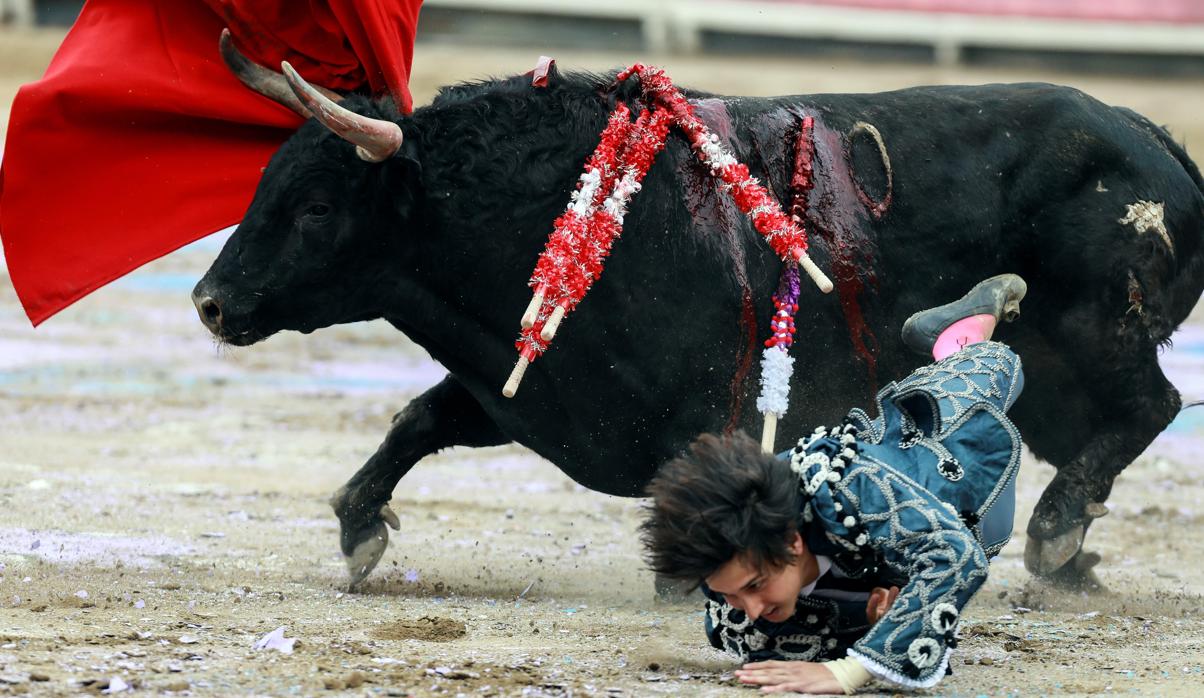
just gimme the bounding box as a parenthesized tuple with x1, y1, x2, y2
(513, 64, 814, 369)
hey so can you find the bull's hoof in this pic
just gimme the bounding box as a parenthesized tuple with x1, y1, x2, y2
(346, 521, 389, 587)
(1039, 549, 1105, 592)
(340, 502, 402, 587)
(1025, 498, 1109, 578)
(1024, 525, 1085, 577)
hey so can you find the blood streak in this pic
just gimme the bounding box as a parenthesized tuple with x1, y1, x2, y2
(685, 98, 758, 431)
(788, 117, 816, 223)
(793, 110, 881, 392)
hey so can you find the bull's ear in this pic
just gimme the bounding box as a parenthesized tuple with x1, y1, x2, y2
(381, 140, 423, 219)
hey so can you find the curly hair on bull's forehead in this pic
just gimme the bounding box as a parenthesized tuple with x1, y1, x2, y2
(640, 431, 802, 585)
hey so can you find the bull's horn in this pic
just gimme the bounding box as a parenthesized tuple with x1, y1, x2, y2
(281, 61, 404, 163)
(219, 29, 342, 118)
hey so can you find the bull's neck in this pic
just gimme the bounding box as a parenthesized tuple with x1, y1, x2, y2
(378, 110, 599, 389)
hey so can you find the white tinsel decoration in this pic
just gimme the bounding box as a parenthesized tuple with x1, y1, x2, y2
(569, 168, 603, 216)
(755, 347, 795, 417)
(602, 171, 642, 223)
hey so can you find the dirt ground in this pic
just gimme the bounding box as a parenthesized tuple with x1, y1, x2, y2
(2, 28, 1204, 697)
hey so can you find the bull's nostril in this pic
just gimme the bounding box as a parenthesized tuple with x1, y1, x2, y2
(198, 297, 223, 327)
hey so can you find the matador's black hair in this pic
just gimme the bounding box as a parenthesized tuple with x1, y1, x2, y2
(640, 431, 802, 585)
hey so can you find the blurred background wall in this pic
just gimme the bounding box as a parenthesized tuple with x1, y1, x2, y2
(0, 0, 77, 25)
(5, 1, 1204, 75)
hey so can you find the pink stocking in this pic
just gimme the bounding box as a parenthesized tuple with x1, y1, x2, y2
(932, 314, 996, 361)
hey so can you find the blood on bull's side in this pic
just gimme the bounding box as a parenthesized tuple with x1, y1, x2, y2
(192, 36, 1204, 589)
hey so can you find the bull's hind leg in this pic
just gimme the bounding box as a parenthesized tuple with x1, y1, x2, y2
(1023, 347, 1180, 586)
(331, 374, 510, 585)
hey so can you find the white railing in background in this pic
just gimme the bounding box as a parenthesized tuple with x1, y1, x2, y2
(670, 0, 1204, 64)
(424, 0, 675, 56)
(423, 0, 1204, 64)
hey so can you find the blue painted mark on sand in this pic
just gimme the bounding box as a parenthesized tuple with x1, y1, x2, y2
(0, 363, 434, 396)
(1167, 405, 1204, 434)
(111, 273, 202, 294)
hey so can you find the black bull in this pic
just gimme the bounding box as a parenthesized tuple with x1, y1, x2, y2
(192, 68, 1204, 588)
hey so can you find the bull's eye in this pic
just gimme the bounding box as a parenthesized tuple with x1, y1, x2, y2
(303, 203, 332, 219)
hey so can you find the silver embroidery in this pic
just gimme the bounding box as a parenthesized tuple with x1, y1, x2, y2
(832, 459, 989, 681)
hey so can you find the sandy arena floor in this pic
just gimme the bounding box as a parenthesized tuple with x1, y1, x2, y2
(2, 29, 1204, 697)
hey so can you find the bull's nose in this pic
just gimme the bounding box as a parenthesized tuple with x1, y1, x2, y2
(193, 295, 223, 333)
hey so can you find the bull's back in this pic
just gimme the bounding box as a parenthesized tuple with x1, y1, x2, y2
(788, 83, 1202, 338)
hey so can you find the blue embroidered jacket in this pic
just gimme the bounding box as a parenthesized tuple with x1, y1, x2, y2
(702, 341, 1024, 688)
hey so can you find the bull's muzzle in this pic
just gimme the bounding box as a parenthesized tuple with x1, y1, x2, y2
(192, 292, 224, 335)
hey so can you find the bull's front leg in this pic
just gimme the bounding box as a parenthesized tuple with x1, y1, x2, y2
(1023, 446, 1119, 589)
(332, 374, 510, 585)
(1025, 359, 1180, 588)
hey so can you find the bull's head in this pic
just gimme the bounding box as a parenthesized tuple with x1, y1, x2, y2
(191, 32, 418, 345)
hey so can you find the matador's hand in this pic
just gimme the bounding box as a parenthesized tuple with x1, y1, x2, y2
(866, 585, 900, 624)
(734, 660, 842, 694)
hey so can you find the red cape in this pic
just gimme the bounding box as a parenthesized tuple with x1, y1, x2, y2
(0, 0, 421, 326)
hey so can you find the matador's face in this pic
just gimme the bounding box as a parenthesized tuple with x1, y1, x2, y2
(705, 532, 818, 623)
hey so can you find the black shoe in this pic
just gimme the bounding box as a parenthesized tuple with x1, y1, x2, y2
(901, 274, 1027, 356)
